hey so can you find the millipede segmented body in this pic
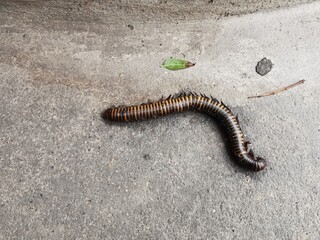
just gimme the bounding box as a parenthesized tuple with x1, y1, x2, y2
(102, 93, 266, 171)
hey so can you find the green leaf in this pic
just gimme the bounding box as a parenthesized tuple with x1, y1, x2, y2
(161, 58, 195, 71)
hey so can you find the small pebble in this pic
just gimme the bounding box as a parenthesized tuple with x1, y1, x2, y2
(256, 57, 273, 76)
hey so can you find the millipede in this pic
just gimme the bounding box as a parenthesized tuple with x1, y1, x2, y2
(102, 92, 266, 171)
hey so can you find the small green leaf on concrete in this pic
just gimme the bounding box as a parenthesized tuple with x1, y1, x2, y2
(161, 58, 195, 71)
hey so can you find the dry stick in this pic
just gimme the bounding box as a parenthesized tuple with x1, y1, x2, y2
(248, 79, 306, 99)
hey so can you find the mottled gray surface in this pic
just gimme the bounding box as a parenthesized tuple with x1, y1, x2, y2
(1, 1, 320, 239)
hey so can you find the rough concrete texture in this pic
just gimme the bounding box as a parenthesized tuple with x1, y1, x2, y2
(1, 0, 320, 239)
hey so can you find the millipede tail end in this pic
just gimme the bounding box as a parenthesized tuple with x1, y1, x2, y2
(101, 109, 113, 121)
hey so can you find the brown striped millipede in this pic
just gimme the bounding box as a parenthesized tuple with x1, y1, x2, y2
(102, 92, 266, 171)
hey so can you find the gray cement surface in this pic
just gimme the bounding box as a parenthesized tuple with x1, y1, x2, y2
(1, 1, 320, 239)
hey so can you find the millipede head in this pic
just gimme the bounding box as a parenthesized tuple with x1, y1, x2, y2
(255, 156, 267, 171)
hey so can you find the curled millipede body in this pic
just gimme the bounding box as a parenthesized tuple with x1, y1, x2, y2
(102, 93, 266, 171)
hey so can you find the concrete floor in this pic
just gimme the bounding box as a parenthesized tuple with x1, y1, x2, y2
(1, 1, 320, 239)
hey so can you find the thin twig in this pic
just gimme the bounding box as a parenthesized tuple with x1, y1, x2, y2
(248, 79, 306, 99)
